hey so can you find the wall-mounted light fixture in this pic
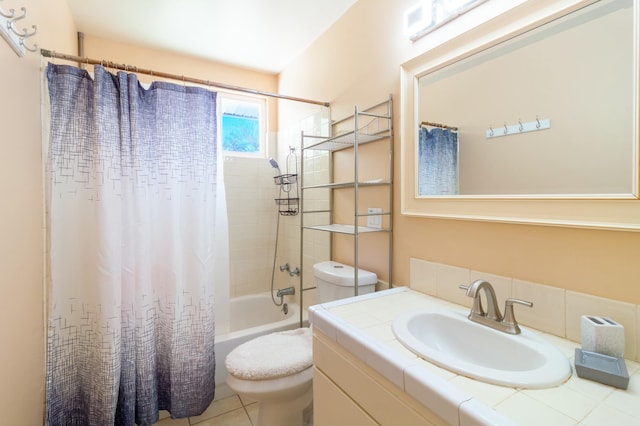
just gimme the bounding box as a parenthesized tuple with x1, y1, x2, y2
(404, 0, 488, 41)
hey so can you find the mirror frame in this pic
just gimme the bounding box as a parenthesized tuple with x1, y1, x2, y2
(400, 0, 640, 231)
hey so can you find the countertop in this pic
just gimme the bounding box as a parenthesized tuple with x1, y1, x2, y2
(308, 287, 640, 426)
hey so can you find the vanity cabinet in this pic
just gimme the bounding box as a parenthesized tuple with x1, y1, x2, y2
(313, 329, 446, 426)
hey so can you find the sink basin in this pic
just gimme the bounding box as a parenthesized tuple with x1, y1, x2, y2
(392, 308, 572, 388)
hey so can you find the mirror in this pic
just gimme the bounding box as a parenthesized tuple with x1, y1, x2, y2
(401, 0, 640, 230)
(418, 0, 634, 196)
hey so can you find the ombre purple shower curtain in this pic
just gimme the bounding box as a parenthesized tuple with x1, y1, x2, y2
(45, 63, 223, 425)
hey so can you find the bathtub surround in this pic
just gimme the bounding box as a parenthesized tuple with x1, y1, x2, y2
(277, 106, 332, 312)
(214, 109, 330, 402)
(223, 154, 281, 299)
(45, 64, 226, 425)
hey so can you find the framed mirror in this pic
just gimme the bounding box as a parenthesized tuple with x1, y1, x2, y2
(401, 0, 640, 230)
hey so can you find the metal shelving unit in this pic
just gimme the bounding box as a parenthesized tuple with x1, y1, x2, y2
(299, 96, 393, 305)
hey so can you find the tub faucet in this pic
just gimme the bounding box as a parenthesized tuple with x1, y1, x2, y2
(459, 279, 533, 335)
(276, 286, 295, 297)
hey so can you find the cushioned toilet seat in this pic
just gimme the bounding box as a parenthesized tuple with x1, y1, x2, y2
(226, 327, 312, 380)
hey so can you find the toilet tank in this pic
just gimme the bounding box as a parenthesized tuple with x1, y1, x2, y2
(313, 261, 377, 303)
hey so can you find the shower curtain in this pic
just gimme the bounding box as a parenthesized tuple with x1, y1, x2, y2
(44, 63, 224, 426)
(418, 127, 458, 195)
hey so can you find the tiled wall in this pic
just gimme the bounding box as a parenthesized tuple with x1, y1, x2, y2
(410, 258, 640, 362)
(278, 110, 332, 310)
(223, 155, 280, 297)
(222, 108, 330, 302)
(300, 148, 331, 309)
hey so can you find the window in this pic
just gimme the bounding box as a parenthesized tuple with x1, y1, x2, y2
(218, 93, 267, 157)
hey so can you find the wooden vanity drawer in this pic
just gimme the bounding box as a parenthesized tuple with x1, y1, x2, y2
(313, 330, 446, 426)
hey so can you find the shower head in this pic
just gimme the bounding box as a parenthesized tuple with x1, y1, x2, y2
(268, 157, 281, 175)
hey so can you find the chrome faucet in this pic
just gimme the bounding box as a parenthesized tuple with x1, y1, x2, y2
(279, 263, 300, 277)
(276, 286, 295, 297)
(276, 287, 295, 315)
(459, 279, 533, 335)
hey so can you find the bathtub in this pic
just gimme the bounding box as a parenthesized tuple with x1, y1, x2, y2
(214, 292, 303, 396)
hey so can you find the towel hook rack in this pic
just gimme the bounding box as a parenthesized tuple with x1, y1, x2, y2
(486, 116, 551, 139)
(0, 1, 38, 56)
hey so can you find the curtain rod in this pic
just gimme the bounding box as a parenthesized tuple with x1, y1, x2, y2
(40, 49, 330, 107)
(420, 120, 458, 131)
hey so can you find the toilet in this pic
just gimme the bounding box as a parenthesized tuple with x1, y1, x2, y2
(312, 260, 378, 302)
(225, 261, 377, 426)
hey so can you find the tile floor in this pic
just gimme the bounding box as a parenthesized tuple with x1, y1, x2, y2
(153, 394, 258, 426)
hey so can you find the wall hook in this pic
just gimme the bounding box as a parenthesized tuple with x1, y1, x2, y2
(18, 22, 37, 52)
(8, 6, 28, 34)
(0, 1, 15, 19)
(0, 3, 38, 56)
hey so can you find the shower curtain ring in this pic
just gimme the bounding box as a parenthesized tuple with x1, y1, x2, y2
(536, 116, 541, 129)
(503, 123, 508, 135)
(518, 120, 523, 132)
(489, 125, 494, 136)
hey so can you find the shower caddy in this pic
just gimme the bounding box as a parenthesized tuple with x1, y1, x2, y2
(299, 95, 393, 303)
(273, 148, 299, 216)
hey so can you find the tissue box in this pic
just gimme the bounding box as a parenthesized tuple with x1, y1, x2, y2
(581, 315, 625, 358)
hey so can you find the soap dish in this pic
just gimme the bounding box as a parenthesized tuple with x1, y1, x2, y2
(574, 348, 629, 389)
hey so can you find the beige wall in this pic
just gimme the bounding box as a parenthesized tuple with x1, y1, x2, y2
(0, 1, 76, 424)
(278, 0, 640, 304)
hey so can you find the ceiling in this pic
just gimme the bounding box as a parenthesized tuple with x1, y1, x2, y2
(67, 0, 358, 74)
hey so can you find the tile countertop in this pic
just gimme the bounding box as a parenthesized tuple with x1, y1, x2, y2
(308, 287, 640, 426)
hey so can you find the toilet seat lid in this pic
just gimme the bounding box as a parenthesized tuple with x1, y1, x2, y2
(225, 327, 312, 380)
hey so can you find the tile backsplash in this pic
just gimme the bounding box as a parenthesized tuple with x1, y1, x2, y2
(409, 258, 639, 362)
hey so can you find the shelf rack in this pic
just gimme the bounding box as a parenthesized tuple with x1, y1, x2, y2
(299, 96, 393, 300)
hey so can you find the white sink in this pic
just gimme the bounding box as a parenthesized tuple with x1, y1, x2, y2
(392, 308, 572, 388)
